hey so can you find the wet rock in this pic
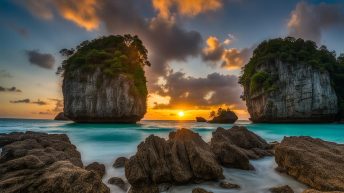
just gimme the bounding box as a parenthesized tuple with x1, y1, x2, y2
(0, 131, 109, 193)
(85, 162, 106, 178)
(108, 177, 128, 191)
(219, 181, 240, 189)
(54, 112, 70, 121)
(269, 185, 294, 193)
(196, 117, 207, 122)
(302, 189, 344, 193)
(192, 188, 213, 193)
(128, 186, 159, 193)
(113, 156, 128, 168)
(125, 129, 223, 189)
(210, 126, 273, 170)
(275, 136, 344, 191)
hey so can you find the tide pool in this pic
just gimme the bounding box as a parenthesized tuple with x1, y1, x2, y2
(1, 118, 343, 193)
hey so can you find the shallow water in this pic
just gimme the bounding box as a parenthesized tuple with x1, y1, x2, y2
(1, 118, 344, 193)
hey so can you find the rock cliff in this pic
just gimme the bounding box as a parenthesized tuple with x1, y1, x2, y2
(59, 35, 149, 123)
(63, 68, 146, 123)
(239, 38, 339, 122)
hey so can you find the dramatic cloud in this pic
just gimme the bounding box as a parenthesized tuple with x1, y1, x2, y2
(154, 71, 245, 109)
(26, 50, 55, 69)
(0, 86, 21, 92)
(0, 70, 12, 78)
(16, 0, 99, 30)
(10, 98, 30, 104)
(152, 0, 222, 19)
(10, 98, 48, 105)
(202, 36, 253, 69)
(288, 2, 344, 44)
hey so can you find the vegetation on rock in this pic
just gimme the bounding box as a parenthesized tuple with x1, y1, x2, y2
(57, 35, 150, 97)
(239, 37, 344, 119)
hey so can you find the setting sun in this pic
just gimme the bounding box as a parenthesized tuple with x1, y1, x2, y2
(178, 111, 185, 117)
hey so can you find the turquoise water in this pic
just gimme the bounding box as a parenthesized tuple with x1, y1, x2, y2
(1, 118, 344, 193)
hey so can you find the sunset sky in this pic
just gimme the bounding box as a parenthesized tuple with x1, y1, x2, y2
(1, 0, 344, 120)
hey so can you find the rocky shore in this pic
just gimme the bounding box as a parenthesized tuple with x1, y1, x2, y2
(1, 127, 343, 193)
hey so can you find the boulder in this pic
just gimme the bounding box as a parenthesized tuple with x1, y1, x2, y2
(85, 162, 106, 178)
(54, 112, 70, 121)
(113, 156, 128, 168)
(192, 188, 213, 193)
(269, 185, 294, 193)
(210, 126, 273, 170)
(219, 181, 240, 189)
(0, 131, 109, 193)
(108, 177, 128, 191)
(196, 117, 207, 122)
(125, 129, 223, 189)
(275, 136, 344, 191)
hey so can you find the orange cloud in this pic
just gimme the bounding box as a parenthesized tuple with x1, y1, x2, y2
(152, 0, 222, 19)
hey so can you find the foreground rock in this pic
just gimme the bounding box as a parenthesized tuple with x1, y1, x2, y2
(275, 136, 344, 191)
(196, 117, 207, 122)
(113, 156, 128, 168)
(0, 131, 109, 193)
(125, 129, 223, 190)
(85, 162, 106, 178)
(192, 188, 213, 193)
(210, 126, 273, 170)
(54, 112, 70, 120)
(269, 185, 294, 193)
(303, 190, 344, 193)
(108, 177, 128, 191)
(219, 181, 240, 189)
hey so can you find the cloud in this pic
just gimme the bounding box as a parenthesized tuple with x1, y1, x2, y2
(288, 1, 344, 44)
(49, 98, 63, 112)
(0, 86, 21, 92)
(16, 0, 99, 30)
(202, 36, 253, 69)
(26, 50, 55, 69)
(10, 98, 48, 105)
(10, 98, 30, 104)
(152, 0, 222, 19)
(154, 71, 245, 109)
(0, 70, 12, 78)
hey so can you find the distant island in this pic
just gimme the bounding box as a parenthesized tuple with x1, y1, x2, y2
(239, 37, 344, 123)
(56, 35, 150, 123)
(196, 108, 238, 123)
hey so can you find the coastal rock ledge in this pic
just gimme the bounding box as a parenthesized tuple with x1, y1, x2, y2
(0, 131, 109, 193)
(275, 136, 344, 191)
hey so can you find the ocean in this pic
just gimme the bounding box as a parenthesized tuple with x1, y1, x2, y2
(1, 118, 344, 193)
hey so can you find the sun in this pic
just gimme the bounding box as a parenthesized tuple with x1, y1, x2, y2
(178, 111, 185, 117)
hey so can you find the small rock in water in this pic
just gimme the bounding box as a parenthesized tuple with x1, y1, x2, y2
(269, 185, 294, 193)
(219, 181, 240, 189)
(196, 117, 207, 122)
(85, 162, 106, 178)
(192, 188, 214, 193)
(113, 156, 128, 168)
(108, 177, 128, 191)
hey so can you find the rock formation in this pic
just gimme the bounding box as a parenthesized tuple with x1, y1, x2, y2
(113, 156, 128, 168)
(54, 112, 70, 120)
(85, 162, 106, 178)
(275, 136, 344, 191)
(208, 109, 238, 123)
(0, 131, 109, 193)
(239, 38, 339, 123)
(59, 35, 150, 123)
(108, 177, 128, 191)
(269, 185, 294, 193)
(192, 188, 213, 193)
(196, 117, 207, 122)
(303, 190, 344, 193)
(219, 181, 240, 189)
(125, 129, 223, 190)
(210, 126, 273, 170)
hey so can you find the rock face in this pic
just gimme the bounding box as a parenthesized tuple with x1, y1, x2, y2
(210, 126, 273, 170)
(196, 117, 207, 122)
(108, 177, 128, 191)
(275, 136, 344, 191)
(244, 61, 338, 123)
(208, 110, 238, 123)
(63, 69, 146, 123)
(113, 156, 128, 168)
(85, 162, 106, 178)
(0, 131, 109, 193)
(125, 129, 223, 190)
(269, 185, 294, 193)
(54, 112, 70, 120)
